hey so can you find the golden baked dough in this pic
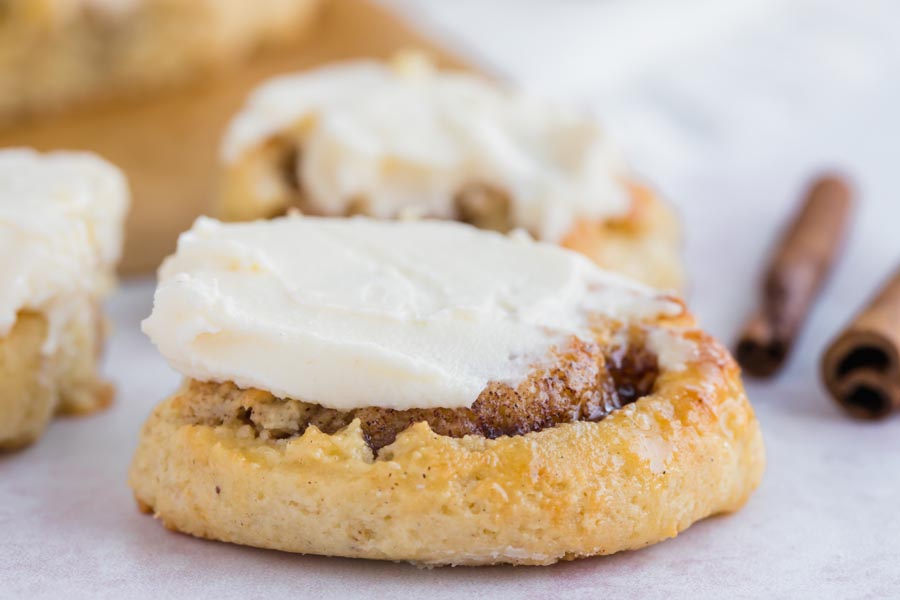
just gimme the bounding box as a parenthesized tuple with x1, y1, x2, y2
(0, 310, 112, 450)
(561, 182, 683, 291)
(0, 313, 54, 449)
(130, 311, 764, 565)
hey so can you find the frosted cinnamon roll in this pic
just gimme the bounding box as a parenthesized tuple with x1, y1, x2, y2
(130, 215, 762, 565)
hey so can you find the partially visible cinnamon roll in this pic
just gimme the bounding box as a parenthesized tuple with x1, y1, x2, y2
(0, 149, 129, 449)
(218, 54, 683, 290)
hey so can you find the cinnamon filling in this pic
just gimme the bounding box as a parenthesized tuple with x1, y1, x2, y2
(180, 333, 660, 451)
(453, 183, 512, 233)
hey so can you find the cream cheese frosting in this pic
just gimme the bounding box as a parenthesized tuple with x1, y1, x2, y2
(222, 55, 631, 241)
(0, 149, 129, 352)
(143, 216, 686, 411)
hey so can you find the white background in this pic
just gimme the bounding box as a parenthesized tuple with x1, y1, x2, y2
(3, 1, 900, 598)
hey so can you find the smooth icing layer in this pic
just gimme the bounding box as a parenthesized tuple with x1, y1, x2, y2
(0, 149, 129, 351)
(143, 216, 684, 411)
(222, 55, 631, 241)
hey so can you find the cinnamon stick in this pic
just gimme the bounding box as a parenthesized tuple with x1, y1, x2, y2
(735, 175, 853, 377)
(822, 266, 900, 419)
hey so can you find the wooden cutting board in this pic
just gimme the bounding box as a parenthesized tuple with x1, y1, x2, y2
(0, 0, 467, 274)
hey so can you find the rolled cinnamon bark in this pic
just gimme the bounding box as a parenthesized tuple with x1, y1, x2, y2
(822, 267, 900, 419)
(735, 175, 853, 377)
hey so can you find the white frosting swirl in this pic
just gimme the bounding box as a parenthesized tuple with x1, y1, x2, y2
(143, 216, 683, 411)
(0, 149, 129, 352)
(222, 56, 631, 241)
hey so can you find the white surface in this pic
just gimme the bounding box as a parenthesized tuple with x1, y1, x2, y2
(3, 1, 900, 598)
